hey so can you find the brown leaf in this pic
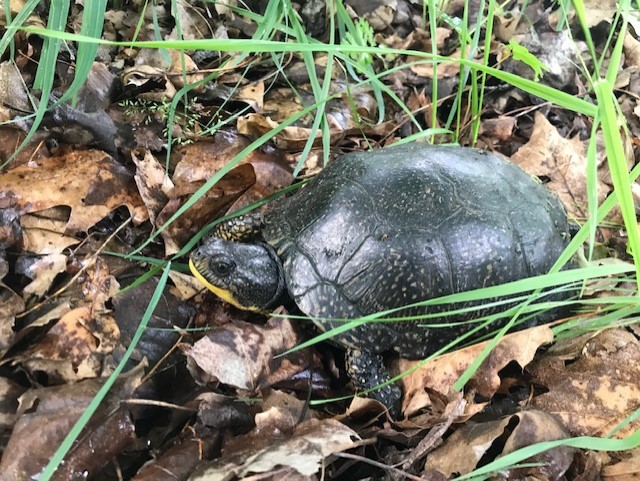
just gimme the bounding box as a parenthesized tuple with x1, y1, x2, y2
(0, 363, 144, 481)
(20, 210, 80, 255)
(171, 136, 292, 213)
(602, 447, 640, 480)
(425, 411, 574, 478)
(0, 376, 25, 430)
(529, 328, 640, 437)
(510, 112, 607, 221)
(21, 306, 120, 382)
(0, 149, 148, 233)
(183, 316, 308, 393)
(131, 147, 173, 226)
(0, 283, 23, 356)
(158, 136, 292, 254)
(189, 418, 359, 479)
(237, 113, 326, 150)
(398, 325, 554, 416)
(16, 253, 67, 298)
(158, 163, 256, 254)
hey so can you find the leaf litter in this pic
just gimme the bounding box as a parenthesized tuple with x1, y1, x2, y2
(0, 0, 638, 480)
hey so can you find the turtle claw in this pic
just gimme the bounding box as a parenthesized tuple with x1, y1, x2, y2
(346, 348, 403, 418)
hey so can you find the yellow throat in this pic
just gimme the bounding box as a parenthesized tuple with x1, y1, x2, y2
(189, 258, 262, 312)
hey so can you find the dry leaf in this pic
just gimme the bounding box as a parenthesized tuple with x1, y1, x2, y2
(0, 283, 23, 356)
(398, 325, 554, 416)
(425, 411, 574, 479)
(20, 208, 79, 254)
(131, 147, 173, 225)
(0, 150, 148, 233)
(183, 316, 308, 393)
(17, 253, 67, 297)
(529, 328, 640, 437)
(602, 447, 640, 480)
(20, 306, 120, 382)
(190, 418, 359, 479)
(511, 111, 607, 221)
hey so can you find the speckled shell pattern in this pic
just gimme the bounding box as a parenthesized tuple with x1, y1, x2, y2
(263, 144, 573, 358)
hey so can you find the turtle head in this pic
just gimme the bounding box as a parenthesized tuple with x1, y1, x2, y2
(189, 238, 286, 312)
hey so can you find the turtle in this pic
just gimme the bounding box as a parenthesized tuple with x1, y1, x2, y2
(189, 143, 575, 415)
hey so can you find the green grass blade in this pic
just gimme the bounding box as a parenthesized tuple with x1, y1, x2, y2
(51, 0, 107, 107)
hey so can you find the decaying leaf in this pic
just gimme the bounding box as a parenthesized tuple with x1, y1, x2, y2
(183, 316, 308, 393)
(398, 325, 554, 416)
(190, 418, 359, 479)
(425, 410, 574, 479)
(0, 283, 24, 356)
(511, 112, 607, 221)
(170, 135, 292, 213)
(131, 147, 173, 225)
(158, 163, 256, 255)
(158, 135, 292, 254)
(529, 328, 640, 437)
(112, 277, 192, 366)
(15, 253, 67, 297)
(602, 447, 640, 480)
(20, 210, 80, 255)
(20, 306, 120, 382)
(0, 150, 148, 233)
(0, 363, 145, 481)
(0, 377, 24, 430)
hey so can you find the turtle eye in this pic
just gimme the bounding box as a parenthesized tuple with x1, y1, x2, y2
(210, 256, 234, 277)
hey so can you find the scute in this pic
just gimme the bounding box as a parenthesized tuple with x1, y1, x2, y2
(262, 143, 573, 355)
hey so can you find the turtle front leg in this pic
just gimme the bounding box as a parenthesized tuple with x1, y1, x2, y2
(214, 213, 264, 241)
(346, 348, 402, 417)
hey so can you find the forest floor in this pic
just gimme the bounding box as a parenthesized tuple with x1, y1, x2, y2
(0, 1, 639, 480)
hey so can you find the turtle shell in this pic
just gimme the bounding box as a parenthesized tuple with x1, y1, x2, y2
(262, 143, 572, 355)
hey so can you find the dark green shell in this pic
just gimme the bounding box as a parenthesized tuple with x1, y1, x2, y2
(262, 143, 572, 356)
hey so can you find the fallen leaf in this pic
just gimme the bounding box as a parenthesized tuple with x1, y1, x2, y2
(167, 50, 206, 89)
(602, 447, 640, 480)
(112, 277, 192, 366)
(183, 316, 308, 393)
(425, 411, 574, 479)
(511, 111, 608, 221)
(529, 328, 640, 437)
(237, 113, 326, 150)
(0, 363, 144, 481)
(190, 418, 359, 479)
(0, 283, 24, 356)
(158, 162, 256, 255)
(20, 306, 120, 382)
(16, 253, 67, 297)
(398, 325, 554, 416)
(0, 376, 25, 430)
(0, 149, 148, 233)
(131, 147, 173, 226)
(20, 210, 80, 255)
(170, 135, 292, 213)
(121, 65, 177, 102)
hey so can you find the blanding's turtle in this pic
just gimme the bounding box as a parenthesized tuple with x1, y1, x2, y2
(189, 143, 574, 415)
